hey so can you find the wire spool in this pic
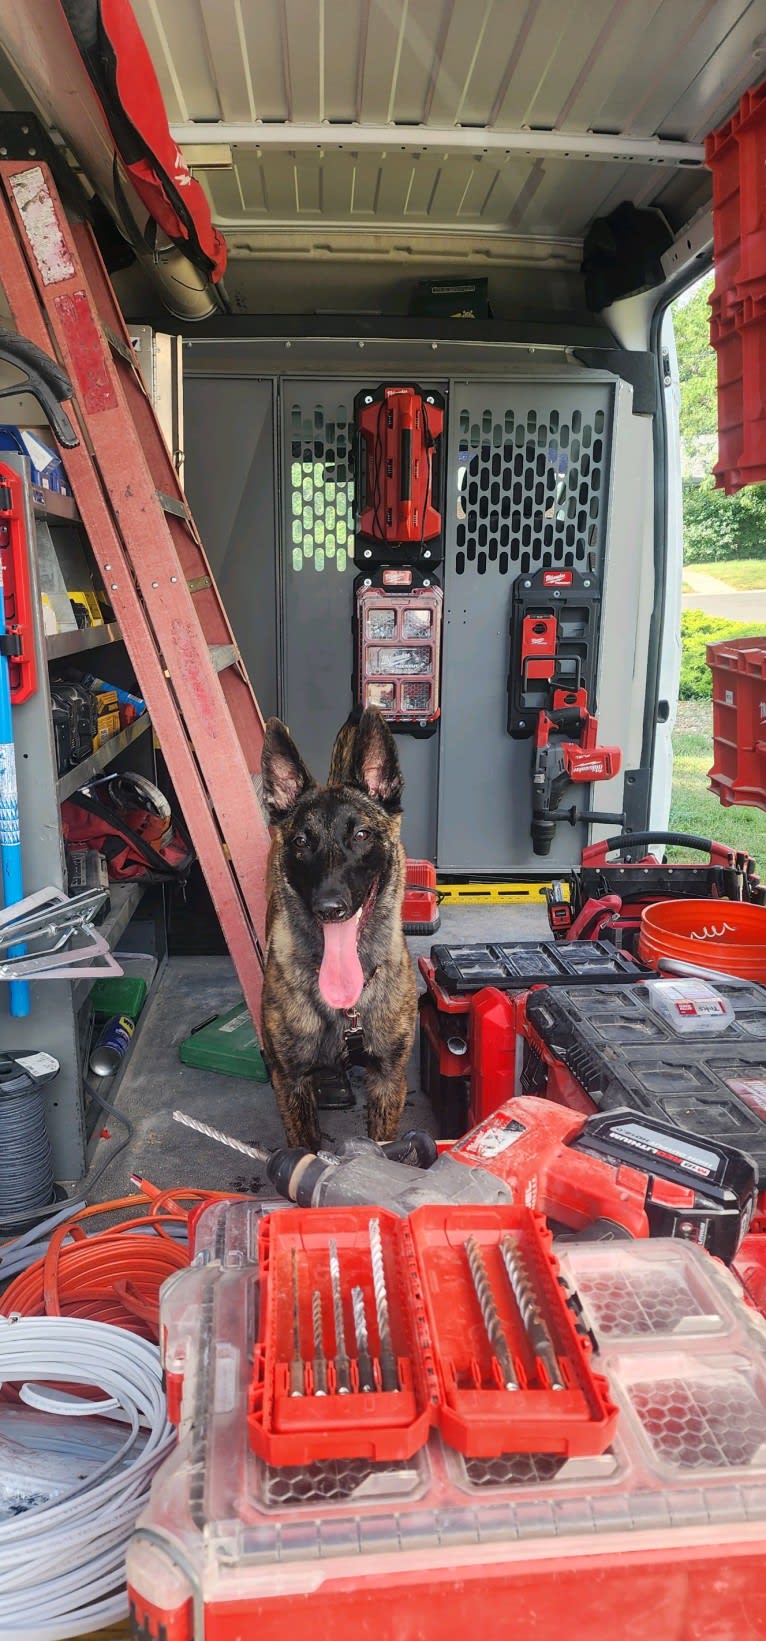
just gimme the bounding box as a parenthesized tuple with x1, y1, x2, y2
(0, 1315, 174, 1637)
(0, 1066, 55, 1224)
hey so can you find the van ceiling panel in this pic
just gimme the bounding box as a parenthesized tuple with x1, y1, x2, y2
(129, 0, 766, 258)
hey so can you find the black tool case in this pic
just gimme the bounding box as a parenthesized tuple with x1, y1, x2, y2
(431, 938, 645, 997)
(525, 980, 766, 1182)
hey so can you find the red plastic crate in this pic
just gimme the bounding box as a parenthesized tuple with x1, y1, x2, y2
(247, 1204, 617, 1466)
(707, 634, 766, 809)
(733, 81, 766, 287)
(402, 857, 440, 934)
(468, 986, 520, 1128)
(706, 78, 766, 492)
(419, 998, 471, 1137)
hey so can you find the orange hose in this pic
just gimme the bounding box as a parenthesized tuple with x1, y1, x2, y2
(0, 1181, 247, 1341)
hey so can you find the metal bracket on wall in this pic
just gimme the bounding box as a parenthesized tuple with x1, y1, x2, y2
(572, 349, 658, 416)
(620, 766, 652, 833)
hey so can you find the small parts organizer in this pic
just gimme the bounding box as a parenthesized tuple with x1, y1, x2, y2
(247, 1205, 617, 1466)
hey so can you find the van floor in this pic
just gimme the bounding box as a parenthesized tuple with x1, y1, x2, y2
(86, 903, 550, 1203)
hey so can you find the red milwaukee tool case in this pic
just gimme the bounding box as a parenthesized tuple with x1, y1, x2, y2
(247, 1204, 617, 1466)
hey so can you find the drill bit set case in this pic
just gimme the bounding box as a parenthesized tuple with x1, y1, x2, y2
(246, 1204, 616, 1465)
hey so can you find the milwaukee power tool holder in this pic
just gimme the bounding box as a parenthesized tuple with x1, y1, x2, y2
(353, 384, 445, 569)
(508, 566, 602, 737)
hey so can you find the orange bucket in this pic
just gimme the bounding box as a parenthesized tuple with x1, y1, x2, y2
(638, 899, 766, 982)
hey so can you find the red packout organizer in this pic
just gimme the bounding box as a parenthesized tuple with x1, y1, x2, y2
(353, 384, 445, 564)
(129, 1197, 766, 1641)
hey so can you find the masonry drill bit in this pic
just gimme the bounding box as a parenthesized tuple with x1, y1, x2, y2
(351, 1285, 376, 1392)
(328, 1238, 351, 1393)
(172, 1109, 269, 1161)
(368, 1216, 400, 1391)
(289, 1248, 304, 1397)
(499, 1233, 566, 1390)
(464, 1234, 519, 1391)
(311, 1288, 328, 1396)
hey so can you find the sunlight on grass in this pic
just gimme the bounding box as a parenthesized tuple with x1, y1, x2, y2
(669, 702, 766, 869)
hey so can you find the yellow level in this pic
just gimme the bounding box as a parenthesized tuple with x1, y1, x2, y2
(437, 879, 571, 906)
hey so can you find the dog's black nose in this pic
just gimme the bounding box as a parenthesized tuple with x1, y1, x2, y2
(313, 893, 352, 922)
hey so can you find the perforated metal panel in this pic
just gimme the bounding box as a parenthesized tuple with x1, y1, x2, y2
(438, 379, 614, 872)
(455, 403, 607, 580)
(288, 399, 354, 574)
(280, 383, 357, 779)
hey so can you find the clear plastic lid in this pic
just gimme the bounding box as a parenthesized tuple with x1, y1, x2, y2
(642, 977, 736, 1034)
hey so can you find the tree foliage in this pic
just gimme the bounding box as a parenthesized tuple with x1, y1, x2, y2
(674, 275, 718, 448)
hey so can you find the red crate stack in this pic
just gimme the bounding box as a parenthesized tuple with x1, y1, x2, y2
(707, 635, 766, 809)
(706, 78, 766, 492)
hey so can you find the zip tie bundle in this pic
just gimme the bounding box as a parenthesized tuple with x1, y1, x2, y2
(0, 1315, 174, 1640)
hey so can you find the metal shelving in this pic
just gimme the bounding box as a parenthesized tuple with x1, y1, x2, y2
(71, 883, 146, 1012)
(31, 488, 81, 525)
(56, 714, 152, 802)
(46, 622, 123, 661)
(1, 452, 166, 1183)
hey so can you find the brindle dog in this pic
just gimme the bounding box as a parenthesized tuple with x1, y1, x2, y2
(260, 707, 417, 1151)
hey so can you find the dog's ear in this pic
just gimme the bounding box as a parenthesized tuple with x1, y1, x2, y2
(349, 708, 403, 813)
(261, 719, 315, 822)
(327, 704, 363, 786)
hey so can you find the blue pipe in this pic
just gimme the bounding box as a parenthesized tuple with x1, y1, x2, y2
(0, 555, 29, 1017)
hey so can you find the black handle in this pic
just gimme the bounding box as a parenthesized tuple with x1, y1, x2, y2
(553, 808, 627, 826)
(381, 1129, 438, 1169)
(354, 428, 366, 518)
(597, 831, 714, 856)
(0, 330, 78, 448)
(400, 427, 412, 501)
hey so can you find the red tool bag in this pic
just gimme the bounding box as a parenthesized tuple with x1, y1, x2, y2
(62, 773, 194, 884)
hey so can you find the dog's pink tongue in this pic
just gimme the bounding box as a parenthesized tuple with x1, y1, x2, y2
(318, 916, 364, 1009)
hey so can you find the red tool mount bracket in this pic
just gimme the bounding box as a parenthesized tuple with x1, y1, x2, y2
(0, 461, 38, 704)
(508, 566, 602, 738)
(353, 384, 445, 569)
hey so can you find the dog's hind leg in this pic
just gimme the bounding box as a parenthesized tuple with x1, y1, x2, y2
(365, 1050, 410, 1143)
(270, 1068, 322, 1152)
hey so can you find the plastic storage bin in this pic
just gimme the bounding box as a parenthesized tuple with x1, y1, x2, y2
(127, 1209, 766, 1641)
(707, 635, 766, 811)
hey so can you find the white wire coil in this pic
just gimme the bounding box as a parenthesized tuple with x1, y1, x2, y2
(0, 1315, 174, 1640)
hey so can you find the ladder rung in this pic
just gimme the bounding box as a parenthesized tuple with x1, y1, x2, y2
(157, 490, 190, 520)
(209, 643, 238, 673)
(104, 325, 136, 366)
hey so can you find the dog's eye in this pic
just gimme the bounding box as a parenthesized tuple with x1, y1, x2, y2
(353, 827, 370, 842)
(292, 832, 309, 850)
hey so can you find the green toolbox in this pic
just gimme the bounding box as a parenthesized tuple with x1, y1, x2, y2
(179, 1001, 269, 1081)
(89, 975, 148, 1022)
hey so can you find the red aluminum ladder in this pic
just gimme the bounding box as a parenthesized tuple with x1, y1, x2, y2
(0, 157, 270, 1021)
